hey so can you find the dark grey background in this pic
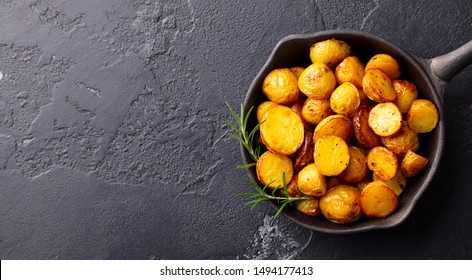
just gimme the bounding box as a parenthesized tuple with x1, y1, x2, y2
(0, 0, 471, 259)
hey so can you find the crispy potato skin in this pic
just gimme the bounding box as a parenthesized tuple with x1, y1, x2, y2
(302, 98, 331, 125)
(310, 39, 351, 68)
(256, 151, 294, 189)
(393, 80, 418, 113)
(353, 105, 381, 148)
(360, 181, 398, 218)
(368, 102, 402, 137)
(337, 146, 368, 184)
(279, 173, 301, 197)
(298, 63, 337, 99)
(260, 105, 304, 155)
(262, 68, 300, 105)
(313, 114, 353, 144)
(290, 66, 306, 79)
(256, 101, 279, 123)
(294, 129, 314, 170)
(367, 146, 398, 181)
(381, 121, 419, 157)
(401, 150, 428, 177)
(407, 99, 439, 133)
(373, 169, 406, 196)
(297, 163, 327, 197)
(296, 198, 322, 216)
(330, 82, 361, 117)
(362, 68, 397, 102)
(314, 135, 350, 176)
(365, 54, 401, 80)
(335, 56, 365, 89)
(320, 185, 362, 224)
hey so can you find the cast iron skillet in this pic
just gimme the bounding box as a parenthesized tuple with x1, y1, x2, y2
(242, 30, 472, 234)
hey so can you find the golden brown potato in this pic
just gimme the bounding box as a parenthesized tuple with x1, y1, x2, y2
(256, 150, 294, 189)
(262, 68, 300, 105)
(256, 101, 279, 123)
(407, 99, 439, 133)
(294, 129, 314, 170)
(301, 98, 331, 125)
(373, 169, 406, 196)
(362, 68, 397, 102)
(381, 121, 419, 157)
(313, 114, 353, 144)
(279, 173, 301, 197)
(327, 177, 343, 189)
(260, 105, 304, 155)
(365, 54, 401, 80)
(298, 63, 337, 99)
(297, 163, 327, 197)
(401, 150, 429, 177)
(330, 82, 361, 117)
(393, 80, 418, 113)
(360, 181, 398, 218)
(290, 66, 306, 79)
(353, 105, 381, 148)
(335, 56, 365, 89)
(320, 185, 362, 224)
(310, 39, 351, 68)
(314, 135, 350, 176)
(368, 102, 402, 137)
(296, 198, 322, 216)
(337, 146, 368, 184)
(367, 146, 398, 181)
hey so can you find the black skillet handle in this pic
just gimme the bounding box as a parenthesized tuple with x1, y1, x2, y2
(430, 40, 472, 82)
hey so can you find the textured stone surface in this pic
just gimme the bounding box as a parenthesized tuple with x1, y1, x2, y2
(0, 0, 471, 259)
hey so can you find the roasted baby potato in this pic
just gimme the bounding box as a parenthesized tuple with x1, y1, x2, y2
(337, 146, 368, 184)
(365, 54, 401, 80)
(381, 121, 419, 157)
(310, 39, 351, 68)
(298, 63, 337, 99)
(280, 173, 301, 197)
(330, 82, 361, 117)
(262, 68, 300, 105)
(335, 56, 365, 89)
(401, 150, 429, 177)
(301, 98, 331, 125)
(297, 163, 327, 197)
(362, 68, 397, 102)
(260, 105, 304, 155)
(313, 114, 353, 144)
(256, 101, 279, 123)
(353, 105, 381, 148)
(393, 80, 418, 113)
(368, 102, 402, 137)
(367, 146, 398, 181)
(407, 99, 439, 133)
(314, 135, 350, 176)
(290, 66, 306, 79)
(294, 129, 314, 170)
(320, 185, 362, 224)
(256, 150, 294, 189)
(296, 198, 322, 216)
(373, 169, 406, 196)
(360, 181, 398, 218)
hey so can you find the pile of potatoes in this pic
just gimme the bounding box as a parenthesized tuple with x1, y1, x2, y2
(256, 38, 438, 224)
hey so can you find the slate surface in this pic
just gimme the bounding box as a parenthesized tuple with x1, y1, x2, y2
(0, 0, 471, 259)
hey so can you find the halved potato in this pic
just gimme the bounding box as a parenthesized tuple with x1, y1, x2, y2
(296, 198, 322, 216)
(362, 68, 397, 102)
(298, 63, 337, 99)
(256, 150, 294, 189)
(393, 80, 418, 113)
(360, 181, 398, 218)
(367, 146, 398, 181)
(368, 102, 402, 137)
(330, 82, 361, 117)
(407, 99, 439, 133)
(365, 54, 401, 80)
(353, 105, 381, 148)
(401, 150, 429, 177)
(262, 68, 299, 105)
(337, 146, 368, 184)
(314, 135, 350, 176)
(313, 114, 353, 144)
(260, 105, 304, 155)
(320, 185, 362, 224)
(301, 98, 331, 125)
(256, 101, 279, 123)
(294, 129, 314, 170)
(335, 56, 365, 89)
(381, 121, 419, 157)
(373, 169, 406, 196)
(309, 39, 351, 68)
(290, 66, 306, 79)
(297, 163, 327, 197)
